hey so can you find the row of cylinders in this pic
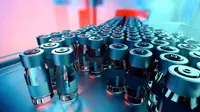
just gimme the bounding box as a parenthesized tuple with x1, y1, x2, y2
(19, 17, 200, 112)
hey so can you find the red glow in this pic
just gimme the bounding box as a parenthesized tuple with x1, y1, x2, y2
(36, 99, 53, 110)
(125, 94, 128, 100)
(78, 85, 84, 94)
(53, 89, 57, 93)
(106, 90, 114, 96)
(89, 75, 96, 79)
(115, 9, 149, 20)
(124, 101, 131, 106)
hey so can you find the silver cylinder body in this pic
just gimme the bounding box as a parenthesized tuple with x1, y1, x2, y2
(40, 42, 60, 88)
(36, 34, 51, 45)
(157, 65, 200, 112)
(107, 43, 128, 95)
(88, 37, 104, 78)
(19, 48, 53, 105)
(52, 47, 78, 102)
(125, 48, 153, 105)
(177, 44, 200, 58)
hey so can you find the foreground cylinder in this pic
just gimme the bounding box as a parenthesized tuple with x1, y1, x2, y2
(19, 48, 53, 105)
(157, 65, 200, 112)
(149, 53, 188, 110)
(40, 42, 60, 88)
(125, 48, 152, 105)
(106, 43, 128, 95)
(52, 47, 78, 101)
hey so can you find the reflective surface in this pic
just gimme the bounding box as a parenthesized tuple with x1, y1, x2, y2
(0, 63, 151, 112)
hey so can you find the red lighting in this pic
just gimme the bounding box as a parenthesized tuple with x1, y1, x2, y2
(36, 99, 53, 110)
(124, 101, 131, 106)
(106, 90, 114, 96)
(78, 86, 84, 94)
(115, 9, 149, 20)
(53, 89, 57, 93)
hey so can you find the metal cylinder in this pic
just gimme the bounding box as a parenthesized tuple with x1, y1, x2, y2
(78, 34, 90, 45)
(156, 46, 180, 59)
(184, 39, 200, 46)
(40, 42, 60, 87)
(188, 51, 200, 67)
(134, 42, 154, 51)
(109, 43, 128, 60)
(88, 37, 104, 78)
(150, 53, 188, 110)
(50, 32, 62, 38)
(61, 30, 72, 35)
(107, 43, 128, 95)
(197, 62, 200, 70)
(142, 35, 158, 43)
(157, 65, 200, 112)
(158, 53, 189, 74)
(129, 48, 153, 68)
(36, 34, 51, 45)
(126, 37, 142, 49)
(19, 48, 53, 105)
(62, 33, 78, 70)
(171, 32, 183, 40)
(63, 33, 76, 46)
(177, 44, 200, 58)
(52, 47, 78, 102)
(77, 34, 90, 71)
(156, 33, 170, 39)
(86, 30, 98, 36)
(113, 30, 124, 35)
(109, 34, 124, 44)
(49, 37, 65, 47)
(162, 37, 180, 47)
(125, 48, 152, 105)
(97, 32, 110, 69)
(126, 33, 140, 38)
(97, 33, 110, 45)
(154, 29, 166, 37)
(151, 40, 169, 53)
(71, 31, 82, 40)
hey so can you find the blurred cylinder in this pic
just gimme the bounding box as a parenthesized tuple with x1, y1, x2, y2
(49, 37, 65, 47)
(162, 37, 180, 47)
(50, 32, 62, 38)
(126, 37, 142, 50)
(77, 34, 90, 71)
(36, 34, 51, 45)
(188, 51, 200, 67)
(134, 42, 154, 51)
(177, 44, 200, 58)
